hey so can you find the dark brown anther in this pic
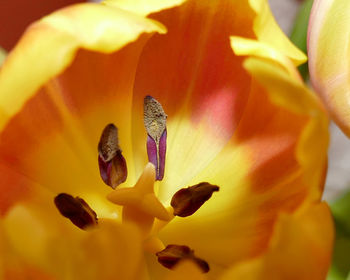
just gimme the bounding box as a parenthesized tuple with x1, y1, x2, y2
(98, 123, 127, 189)
(98, 123, 119, 162)
(171, 182, 219, 217)
(54, 193, 98, 230)
(156, 244, 209, 273)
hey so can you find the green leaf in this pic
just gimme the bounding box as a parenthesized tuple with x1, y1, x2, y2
(327, 191, 350, 280)
(290, 0, 314, 81)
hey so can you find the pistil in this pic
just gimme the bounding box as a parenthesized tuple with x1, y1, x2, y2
(143, 96, 167, 181)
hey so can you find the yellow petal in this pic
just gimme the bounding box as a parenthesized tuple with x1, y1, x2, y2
(1, 195, 145, 280)
(103, 0, 186, 16)
(164, 260, 207, 280)
(220, 202, 334, 280)
(230, 36, 301, 80)
(0, 3, 166, 214)
(249, 0, 307, 66)
(308, 0, 350, 136)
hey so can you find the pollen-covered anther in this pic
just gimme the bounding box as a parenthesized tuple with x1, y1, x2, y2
(156, 244, 209, 273)
(144, 96, 167, 181)
(54, 193, 98, 230)
(171, 182, 219, 217)
(98, 123, 127, 189)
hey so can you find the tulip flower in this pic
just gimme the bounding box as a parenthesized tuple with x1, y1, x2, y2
(308, 0, 350, 137)
(0, 0, 333, 279)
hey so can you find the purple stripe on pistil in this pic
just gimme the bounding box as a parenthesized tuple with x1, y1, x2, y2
(146, 129, 167, 181)
(147, 134, 158, 174)
(158, 129, 167, 180)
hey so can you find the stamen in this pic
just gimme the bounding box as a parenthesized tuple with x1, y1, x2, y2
(98, 124, 127, 189)
(144, 96, 167, 181)
(156, 244, 209, 273)
(54, 193, 98, 230)
(171, 182, 219, 217)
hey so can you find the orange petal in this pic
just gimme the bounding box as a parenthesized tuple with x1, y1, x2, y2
(157, 58, 328, 276)
(130, 0, 257, 181)
(221, 202, 334, 280)
(4, 266, 54, 280)
(129, 0, 308, 188)
(243, 58, 329, 201)
(0, 3, 165, 214)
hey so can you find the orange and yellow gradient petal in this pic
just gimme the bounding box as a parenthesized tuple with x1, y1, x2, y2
(0, 3, 166, 215)
(155, 57, 329, 277)
(221, 202, 334, 280)
(0, 0, 332, 278)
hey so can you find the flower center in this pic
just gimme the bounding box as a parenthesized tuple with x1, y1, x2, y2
(54, 96, 219, 273)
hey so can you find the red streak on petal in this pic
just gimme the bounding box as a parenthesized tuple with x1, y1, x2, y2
(192, 87, 246, 140)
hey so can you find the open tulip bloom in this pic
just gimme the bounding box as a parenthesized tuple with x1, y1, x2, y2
(0, 0, 334, 279)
